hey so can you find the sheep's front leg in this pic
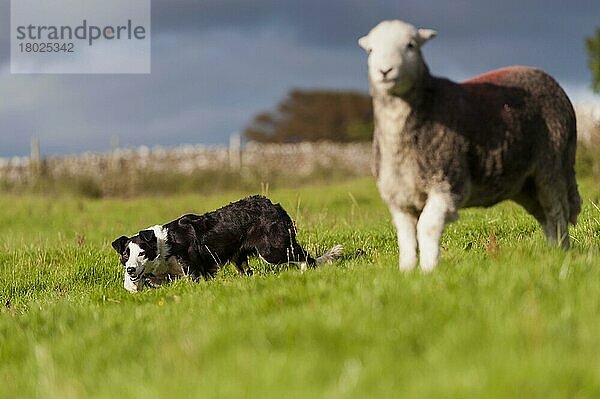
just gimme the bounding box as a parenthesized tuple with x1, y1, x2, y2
(390, 207, 418, 271)
(417, 193, 453, 272)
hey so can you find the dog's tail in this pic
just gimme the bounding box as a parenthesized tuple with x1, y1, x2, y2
(315, 244, 344, 265)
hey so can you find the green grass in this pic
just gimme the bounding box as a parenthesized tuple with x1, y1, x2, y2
(1, 177, 600, 398)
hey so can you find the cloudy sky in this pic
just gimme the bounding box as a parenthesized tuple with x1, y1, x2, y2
(1, 0, 599, 157)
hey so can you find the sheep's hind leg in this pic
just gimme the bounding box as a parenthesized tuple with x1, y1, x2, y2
(390, 207, 418, 271)
(512, 182, 547, 232)
(541, 207, 570, 249)
(417, 193, 455, 272)
(535, 176, 570, 249)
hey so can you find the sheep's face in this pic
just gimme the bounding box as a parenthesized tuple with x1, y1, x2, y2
(359, 20, 436, 96)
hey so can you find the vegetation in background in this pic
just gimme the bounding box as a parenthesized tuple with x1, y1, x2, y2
(244, 89, 373, 142)
(0, 161, 368, 199)
(1, 140, 598, 199)
(586, 28, 600, 93)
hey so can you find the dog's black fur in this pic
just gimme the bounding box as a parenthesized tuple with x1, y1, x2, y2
(112, 195, 318, 281)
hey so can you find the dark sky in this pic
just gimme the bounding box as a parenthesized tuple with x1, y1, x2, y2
(0, 0, 599, 157)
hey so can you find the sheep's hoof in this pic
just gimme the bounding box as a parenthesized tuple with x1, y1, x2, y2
(419, 261, 437, 273)
(398, 260, 417, 272)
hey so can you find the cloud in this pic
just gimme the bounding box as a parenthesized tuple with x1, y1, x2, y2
(0, 0, 9, 65)
(3, 0, 598, 71)
(0, 0, 599, 156)
(0, 75, 94, 155)
(0, 28, 365, 157)
(112, 0, 600, 86)
(149, 0, 599, 47)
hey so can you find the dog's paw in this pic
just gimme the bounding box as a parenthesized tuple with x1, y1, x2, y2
(300, 262, 308, 272)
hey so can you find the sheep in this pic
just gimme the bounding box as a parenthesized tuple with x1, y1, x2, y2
(358, 20, 581, 271)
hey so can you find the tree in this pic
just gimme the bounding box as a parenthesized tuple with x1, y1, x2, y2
(244, 89, 373, 143)
(586, 28, 600, 93)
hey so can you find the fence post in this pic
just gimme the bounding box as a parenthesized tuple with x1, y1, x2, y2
(110, 135, 120, 173)
(229, 132, 242, 171)
(30, 135, 41, 177)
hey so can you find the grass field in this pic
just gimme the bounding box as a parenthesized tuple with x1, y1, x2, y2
(1, 175, 600, 398)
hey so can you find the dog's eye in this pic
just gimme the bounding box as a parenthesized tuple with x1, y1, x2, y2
(139, 251, 145, 257)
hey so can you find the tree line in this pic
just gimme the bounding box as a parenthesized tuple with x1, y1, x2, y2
(244, 89, 373, 143)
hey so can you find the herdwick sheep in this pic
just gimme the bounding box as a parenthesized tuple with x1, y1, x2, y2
(358, 20, 581, 271)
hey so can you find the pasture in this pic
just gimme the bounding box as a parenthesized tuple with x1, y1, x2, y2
(1, 173, 600, 398)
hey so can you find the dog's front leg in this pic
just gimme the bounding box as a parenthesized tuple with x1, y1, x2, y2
(231, 253, 253, 276)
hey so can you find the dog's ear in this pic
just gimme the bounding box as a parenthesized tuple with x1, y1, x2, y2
(180, 214, 213, 232)
(139, 229, 156, 243)
(179, 216, 193, 226)
(111, 236, 129, 253)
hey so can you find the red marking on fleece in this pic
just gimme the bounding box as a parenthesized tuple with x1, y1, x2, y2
(463, 66, 531, 84)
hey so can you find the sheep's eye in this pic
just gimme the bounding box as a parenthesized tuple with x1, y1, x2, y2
(407, 41, 416, 49)
(367, 48, 372, 55)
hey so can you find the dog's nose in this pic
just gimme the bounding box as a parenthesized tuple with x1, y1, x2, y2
(380, 67, 393, 78)
(126, 267, 136, 275)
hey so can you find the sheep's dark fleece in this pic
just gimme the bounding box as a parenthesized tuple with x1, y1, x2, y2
(386, 66, 581, 219)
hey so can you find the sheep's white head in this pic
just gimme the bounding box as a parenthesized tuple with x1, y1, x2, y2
(359, 20, 437, 96)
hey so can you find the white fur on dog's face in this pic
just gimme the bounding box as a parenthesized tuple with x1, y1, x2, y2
(123, 269, 144, 293)
(358, 20, 436, 95)
(113, 225, 171, 293)
(124, 242, 150, 281)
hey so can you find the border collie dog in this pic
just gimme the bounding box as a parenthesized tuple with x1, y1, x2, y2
(111, 195, 343, 292)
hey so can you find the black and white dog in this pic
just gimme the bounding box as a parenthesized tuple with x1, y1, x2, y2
(111, 195, 343, 292)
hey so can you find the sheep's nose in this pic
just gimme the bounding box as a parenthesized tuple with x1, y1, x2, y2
(126, 267, 136, 275)
(380, 67, 393, 78)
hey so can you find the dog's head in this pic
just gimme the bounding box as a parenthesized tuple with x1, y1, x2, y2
(111, 229, 160, 292)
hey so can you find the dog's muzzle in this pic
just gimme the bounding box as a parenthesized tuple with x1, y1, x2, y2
(127, 267, 145, 282)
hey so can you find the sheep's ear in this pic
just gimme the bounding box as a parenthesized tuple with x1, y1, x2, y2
(417, 28, 437, 45)
(358, 35, 370, 51)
